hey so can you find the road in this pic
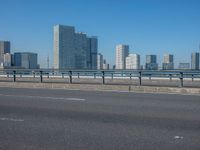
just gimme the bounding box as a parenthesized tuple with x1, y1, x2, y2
(0, 87, 200, 150)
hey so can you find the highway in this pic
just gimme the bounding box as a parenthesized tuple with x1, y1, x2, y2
(0, 87, 200, 150)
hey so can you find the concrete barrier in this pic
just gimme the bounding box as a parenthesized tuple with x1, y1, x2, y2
(0, 81, 200, 95)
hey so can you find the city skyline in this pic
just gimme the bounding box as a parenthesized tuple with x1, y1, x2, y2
(0, 0, 200, 68)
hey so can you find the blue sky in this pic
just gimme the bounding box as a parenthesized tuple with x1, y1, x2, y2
(0, 0, 200, 68)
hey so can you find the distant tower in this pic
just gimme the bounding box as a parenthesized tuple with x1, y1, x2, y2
(126, 54, 140, 70)
(162, 54, 174, 70)
(53, 24, 98, 69)
(115, 44, 129, 69)
(145, 55, 158, 70)
(97, 53, 103, 70)
(191, 52, 199, 70)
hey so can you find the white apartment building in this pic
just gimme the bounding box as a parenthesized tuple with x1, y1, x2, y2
(97, 53, 103, 70)
(126, 54, 140, 70)
(102, 59, 109, 70)
(162, 54, 174, 70)
(3, 53, 12, 67)
(115, 44, 129, 69)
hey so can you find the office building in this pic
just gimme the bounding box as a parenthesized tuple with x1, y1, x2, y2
(125, 54, 140, 70)
(0, 41, 10, 56)
(191, 52, 199, 70)
(97, 53, 103, 70)
(0, 41, 10, 65)
(3, 53, 12, 67)
(179, 63, 190, 70)
(162, 54, 174, 70)
(54, 24, 98, 70)
(145, 55, 158, 70)
(115, 44, 129, 69)
(88, 37, 98, 69)
(103, 59, 109, 70)
(14, 52, 38, 69)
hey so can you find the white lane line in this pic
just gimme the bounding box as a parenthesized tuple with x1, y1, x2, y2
(0, 94, 85, 101)
(0, 117, 24, 122)
(174, 136, 184, 139)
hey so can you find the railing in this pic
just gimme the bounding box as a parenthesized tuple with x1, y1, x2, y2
(0, 69, 200, 88)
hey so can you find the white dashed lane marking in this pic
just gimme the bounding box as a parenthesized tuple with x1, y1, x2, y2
(0, 117, 24, 122)
(0, 94, 86, 101)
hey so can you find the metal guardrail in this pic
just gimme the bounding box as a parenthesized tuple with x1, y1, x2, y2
(0, 69, 200, 88)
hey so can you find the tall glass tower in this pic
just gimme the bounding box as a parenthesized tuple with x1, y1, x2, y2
(191, 52, 199, 70)
(53, 25, 98, 70)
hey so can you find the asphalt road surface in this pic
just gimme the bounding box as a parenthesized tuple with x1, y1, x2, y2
(0, 87, 200, 150)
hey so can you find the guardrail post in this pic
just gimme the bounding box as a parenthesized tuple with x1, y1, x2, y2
(52, 72, 55, 77)
(20, 74, 22, 78)
(139, 71, 142, 86)
(78, 73, 80, 79)
(94, 73, 96, 79)
(13, 70, 16, 82)
(69, 71, 72, 84)
(102, 71, 105, 84)
(179, 72, 183, 87)
(169, 74, 172, 81)
(62, 73, 64, 78)
(130, 74, 132, 80)
(40, 71, 43, 83)
(7, 72, 9, 78)
(192, 74, 194, 82)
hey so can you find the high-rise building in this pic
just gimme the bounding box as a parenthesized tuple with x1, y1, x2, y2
(88, 37, 98, 70)
(145, 55, 158, 70)
(115, 44, 129, 69)
(125, 54, 140, 70)
(97, 53, 103, 70)
(191, 52, 199, 70)
(0, 41, 10, 66)
(14, 52, 38, 69)
(103, 59, 109, 70)
(162, 54, 174, 70)
(0, 41, 10, 56)
(53, 24, 98, 70)
(3, 53, 12, 67)
(179, 63, 190, 70)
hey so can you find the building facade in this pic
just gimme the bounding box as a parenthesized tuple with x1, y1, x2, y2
(125, 54, 140, 70)
(97, 53, 103, 70)
(14, 52, 38, 69)
(54, 24, 98, 70)
(162, 54, 174, 70)
(0, 41, 11, 66)
(88, 37, 98, 69)
(103, 59, 109, 70)
(191, 52, 199, 70)
(0, 41, 10, 57)
(115, 44, 129, 69)
(3, 53, 12, 67)
(145, 55, 158, 70)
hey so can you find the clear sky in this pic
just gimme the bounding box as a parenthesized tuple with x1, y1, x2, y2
(0, 0, 200, 68)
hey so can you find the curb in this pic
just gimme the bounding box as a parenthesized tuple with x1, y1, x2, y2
(0, 82, 200, 95)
